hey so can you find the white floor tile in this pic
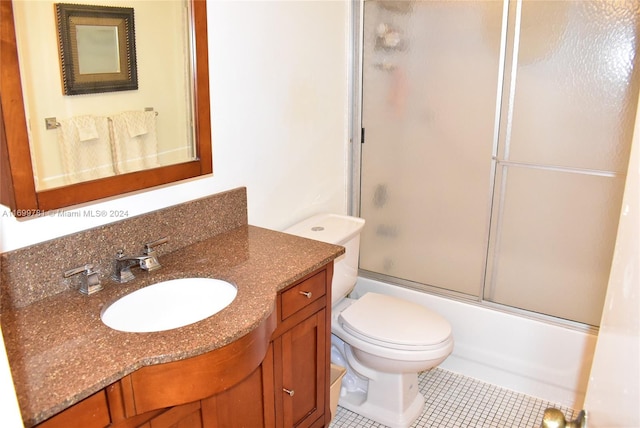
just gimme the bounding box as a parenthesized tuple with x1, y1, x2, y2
(329, 368, 576, 428)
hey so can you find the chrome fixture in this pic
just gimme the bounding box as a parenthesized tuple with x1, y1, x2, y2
(112, 237, 168, 283)
(64, 264, 102, 295)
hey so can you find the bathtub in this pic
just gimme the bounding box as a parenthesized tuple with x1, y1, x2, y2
(351, 277, 597, 409)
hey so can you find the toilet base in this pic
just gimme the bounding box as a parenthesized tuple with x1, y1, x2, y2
(331, 334, 429, 428)
(337, 371, 425, 428)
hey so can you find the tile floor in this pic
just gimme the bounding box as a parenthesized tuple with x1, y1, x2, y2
(329, 368, 577, 428)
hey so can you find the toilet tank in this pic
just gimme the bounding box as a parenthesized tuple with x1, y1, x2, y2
(284, 214, 365, 305)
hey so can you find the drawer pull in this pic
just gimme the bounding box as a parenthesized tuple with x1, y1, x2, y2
(299, 291, 312, 299)
(283, 388, 295, 396)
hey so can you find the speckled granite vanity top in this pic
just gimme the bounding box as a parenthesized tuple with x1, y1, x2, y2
(1, 225, 342, 426)
(0, 190, 343, 426)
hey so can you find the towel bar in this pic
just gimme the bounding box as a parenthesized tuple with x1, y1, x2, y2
(45, 110, 158, 130)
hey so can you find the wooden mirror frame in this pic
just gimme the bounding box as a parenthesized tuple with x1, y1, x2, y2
(0, 0, 212, 218)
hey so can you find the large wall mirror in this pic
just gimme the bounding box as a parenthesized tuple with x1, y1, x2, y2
(0, 0, 212, 218)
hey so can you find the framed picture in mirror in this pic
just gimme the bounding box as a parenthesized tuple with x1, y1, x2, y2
(55, 3, 138, 95)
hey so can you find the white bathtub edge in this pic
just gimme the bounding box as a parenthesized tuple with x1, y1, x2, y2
(352, 277, 597, 409)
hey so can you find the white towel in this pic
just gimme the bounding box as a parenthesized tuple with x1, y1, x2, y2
(57, 115, 116, 184)
(73, 116, 100, 141)
(109, 111, 160, 174)
(124, 111, 148, 137)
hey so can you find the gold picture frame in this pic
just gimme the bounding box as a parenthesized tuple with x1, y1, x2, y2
(55, 3, 138, 95)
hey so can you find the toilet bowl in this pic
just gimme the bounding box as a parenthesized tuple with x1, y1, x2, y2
(332, 294, 453, 427)
(285, 214, 453, 428)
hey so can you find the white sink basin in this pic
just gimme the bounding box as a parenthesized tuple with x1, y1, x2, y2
(101, 278, 237, 333)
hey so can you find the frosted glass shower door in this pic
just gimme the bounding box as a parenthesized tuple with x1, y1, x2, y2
(358, 0, 638, 326)
(359, 1, 506, 297)
(484, 0, 639, 326)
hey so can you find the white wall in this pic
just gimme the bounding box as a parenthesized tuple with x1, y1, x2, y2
(583, 93, 640, 427)
(0, 0, 350, 252)
(0, 2, 350, 425)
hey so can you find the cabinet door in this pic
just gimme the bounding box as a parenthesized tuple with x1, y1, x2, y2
(278, 309, 327, 428)
(201, 364, 269, 427)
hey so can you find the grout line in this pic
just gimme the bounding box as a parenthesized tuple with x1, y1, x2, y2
(330, 368, 576, 428)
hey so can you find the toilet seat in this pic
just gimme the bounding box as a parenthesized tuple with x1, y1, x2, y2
(338, 293, 452, 351)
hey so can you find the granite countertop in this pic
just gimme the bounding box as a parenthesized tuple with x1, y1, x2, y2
(0, 225, 344, 427)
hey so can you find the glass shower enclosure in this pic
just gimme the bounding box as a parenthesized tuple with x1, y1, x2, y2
(358, 0, 639, 326)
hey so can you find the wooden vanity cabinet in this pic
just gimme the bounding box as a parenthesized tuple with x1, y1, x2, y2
(34, 263, 333, 428)
(200, 363, 270, 427)
(270, 267, 331, 428)
(35, 391, 111, 428)
(112, 401, 203, 428)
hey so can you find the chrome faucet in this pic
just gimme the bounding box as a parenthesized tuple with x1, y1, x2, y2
(112, 237, 168, 283)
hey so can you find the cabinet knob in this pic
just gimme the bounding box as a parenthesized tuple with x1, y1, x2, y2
(299, 291, 312, 299)
(283, 388, 295, 396)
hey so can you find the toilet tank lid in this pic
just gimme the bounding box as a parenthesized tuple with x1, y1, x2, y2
(284, 213, 365, 245)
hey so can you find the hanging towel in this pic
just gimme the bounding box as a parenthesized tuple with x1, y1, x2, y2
(57, 115, 116, 184)
(73, 115, 100, 141)
(109, 111, 160, 174)
(124, 111, 148, 137)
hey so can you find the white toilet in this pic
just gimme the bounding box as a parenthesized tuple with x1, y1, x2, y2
(285, 214, 453, 428)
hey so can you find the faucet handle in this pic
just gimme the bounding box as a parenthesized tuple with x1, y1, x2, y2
(64, 263, 94, 278)
(64, 264, 103, 295)
(144, 237, 168, 255)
